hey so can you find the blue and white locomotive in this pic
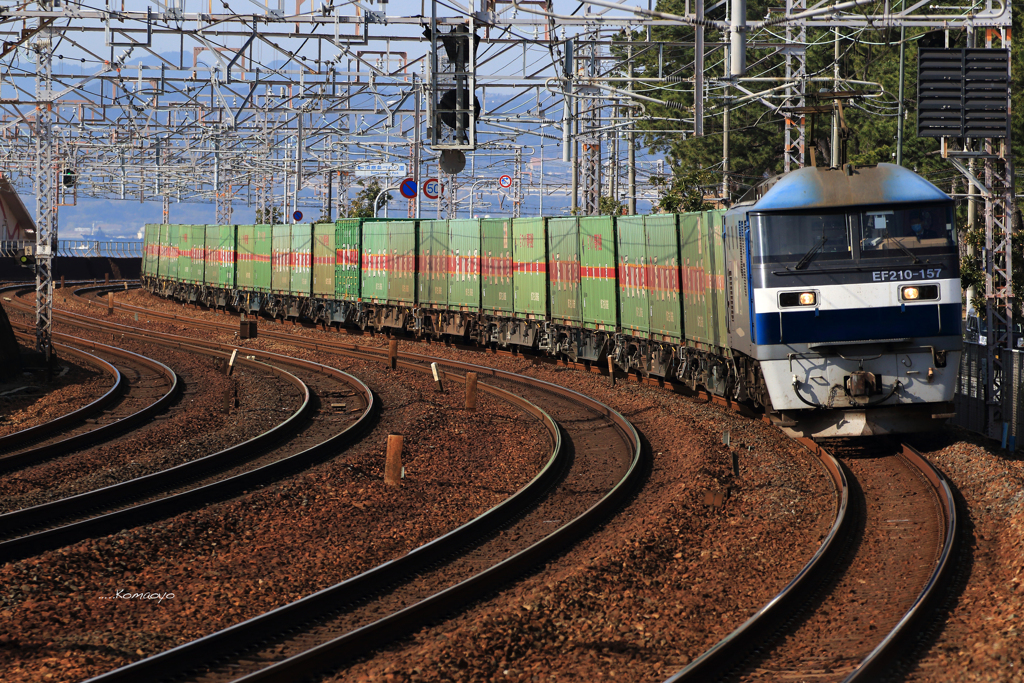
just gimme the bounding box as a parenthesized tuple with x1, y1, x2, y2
(723, 163, 961, 437)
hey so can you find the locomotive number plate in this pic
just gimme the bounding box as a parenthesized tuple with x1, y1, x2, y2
(871, 267, 943, 282)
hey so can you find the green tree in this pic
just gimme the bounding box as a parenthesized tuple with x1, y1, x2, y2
(599, 195, 624, 215)
(254, 206, 282, 225)
(347, 180, 392, 218)
(652, 170, 716, 213)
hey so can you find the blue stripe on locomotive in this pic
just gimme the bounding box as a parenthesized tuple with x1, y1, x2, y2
(753, 303, 962, 345)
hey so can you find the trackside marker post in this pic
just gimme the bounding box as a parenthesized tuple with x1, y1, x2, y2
(607, 355, 615, 387)
(431, 362, 444, 392)
(466, 372, 478, 411)
(107, 292, 114, 316)
(227, 349, 238, 376)
(385, 435, 404, 486)
(389, 339, 398, 370)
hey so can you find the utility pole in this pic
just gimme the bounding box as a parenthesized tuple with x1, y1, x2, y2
(896, 25, 906, 166)
(33, 4, 56, 361)
(832, 27, 840, 167)
(627, 40, 636, 214)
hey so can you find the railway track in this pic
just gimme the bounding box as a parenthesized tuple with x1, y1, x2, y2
(0, 291, 377, 562)
(0, 326, 179, 474)
(50, 291, 645, 682)
(667, 437, 957, 682)
(56, 287, 956, 680)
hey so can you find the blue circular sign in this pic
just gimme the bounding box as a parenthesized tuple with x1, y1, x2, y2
(293, 210, 303, 221)
(400, 178, 417, 199)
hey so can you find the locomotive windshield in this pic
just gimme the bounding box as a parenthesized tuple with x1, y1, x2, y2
(750, 201, 955, 266)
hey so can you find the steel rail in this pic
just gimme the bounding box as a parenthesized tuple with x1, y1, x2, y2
(0, 332, 127, 456)
(81, 300, 643, 683)
(0, 302, 377, 562)
(664, 436, 850, 682)
(0, 326, 179, 473)
(664, 438, 958, 682)
(843, 442, 958, 681)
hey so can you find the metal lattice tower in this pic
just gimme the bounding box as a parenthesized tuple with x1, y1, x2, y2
(32, 10, 55, 361)
(783, 0, 807, 172)
(214, 138, 233, 225)
(513, 148, 523, 219)
(579, 42, 601, 216)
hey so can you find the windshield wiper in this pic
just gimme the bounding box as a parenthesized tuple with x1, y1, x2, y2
(884, 229, 922, 264)
(794, 235, 827, 270)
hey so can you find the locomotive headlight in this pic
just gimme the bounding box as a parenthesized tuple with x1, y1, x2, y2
(900, 284, 938, 302)
(779, 291, 818, 307)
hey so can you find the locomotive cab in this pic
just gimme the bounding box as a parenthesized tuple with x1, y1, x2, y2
(725, 164, 963, 437)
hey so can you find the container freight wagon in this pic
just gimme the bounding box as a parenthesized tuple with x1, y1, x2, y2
(616, 216, 650, 339)
(204, 224, 236, 291)
(271, 225, 292, 295)
(237, 225, 272, 295)
(445, 219, 482, 336)
(334, 219, 362, 303)
(158, 224, 179, 284)
(178, 225, 207, 291)
(577, 216, 618, 361)
(142, 224, 160, 279)
(418, 219, 448, 310)
(546, 218, 582, 327)
(481, 218, 513, 319)
(679, 210, 729, 352)
(290, 224, 312, 299)
(312, 223, 336, 302)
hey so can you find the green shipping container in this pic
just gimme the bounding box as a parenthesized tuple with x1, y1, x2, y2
(204, 225, 235, 288)
(160, 224, 179, 281)
(272, 225, 291, 294)
(290, 224, 312, 297)
(362, 220, 388, 303)
(335, 219, 362, 300)
(237, 225, 272, 292)
(448, 219, 481, 311)
(512, 217, 547, 319)
(579, 216, 617, 330)
(143, 224, 160, 277)
(616, 216, 649, 336)
(418, 220, 448, 308)
(645, 214, 682, 342)
(706, 210, 730, 351)
(312, 223, 336, 299)
(481, 218, 513, 316)
(680, 211, 730, 350)
(178, 225, 206, 284)
(546, 217, 581, 325)
(387, 220, 417, 306)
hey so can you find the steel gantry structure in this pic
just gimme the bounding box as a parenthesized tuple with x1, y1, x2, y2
(0, 0, 1014, 390)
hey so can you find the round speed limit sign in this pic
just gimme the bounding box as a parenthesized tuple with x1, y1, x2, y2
(423, 178, 442, 199)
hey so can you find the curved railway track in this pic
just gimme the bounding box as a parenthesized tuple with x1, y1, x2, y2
(667, 438, 957, 682)
(0, 292, 378, 562)
(50, 292, 647, 683)
(0, 327, 179, 474)
(53, 287, 957, 681)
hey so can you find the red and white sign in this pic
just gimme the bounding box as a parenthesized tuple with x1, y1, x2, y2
(498, 174, 513, 189)
(423, 178, 442, 199)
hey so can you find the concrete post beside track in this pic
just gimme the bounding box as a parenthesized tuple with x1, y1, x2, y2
(385, 434, 404, 486)
(465, 372, 478, 411)
(389, 339, 398, 370)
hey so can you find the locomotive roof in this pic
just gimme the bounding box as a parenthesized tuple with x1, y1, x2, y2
(749, 163, 950, 212)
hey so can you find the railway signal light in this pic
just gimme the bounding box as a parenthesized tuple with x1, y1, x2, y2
(61, 168, 77, 188)
(16, 246, 34, 268)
